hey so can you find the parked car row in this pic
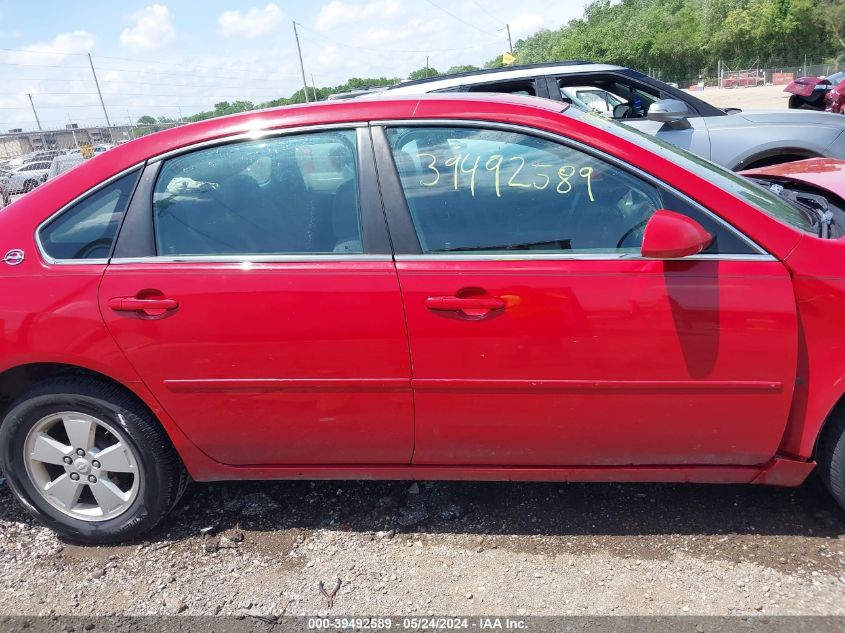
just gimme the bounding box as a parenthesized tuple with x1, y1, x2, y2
(784, 70, 845, 114)
(4, 76, 845, 543)
(375, 62, 845, 170)
(0, 145, 110, 205)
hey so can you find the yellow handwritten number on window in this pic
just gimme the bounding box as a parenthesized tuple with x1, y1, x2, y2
(418, 153, 440, 187)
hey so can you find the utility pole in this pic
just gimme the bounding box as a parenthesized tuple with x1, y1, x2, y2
(26, 94, 46, 149)
(292, 22, 310, 103)
(505, 23, 513, 54)
(88, 53, 112, 128)
(26, 93, 42, 131)
(426, 56, 430, 78)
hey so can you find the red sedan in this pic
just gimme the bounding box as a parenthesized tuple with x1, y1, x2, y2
(1, 95, 845, 543)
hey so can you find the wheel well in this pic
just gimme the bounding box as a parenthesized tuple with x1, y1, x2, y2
(813, 393, 845, 461)
(738, 149, 820, 171)
(0, 363, 142, 420)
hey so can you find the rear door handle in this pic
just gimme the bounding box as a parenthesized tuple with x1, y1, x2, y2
(424, 295, 505, 311)
(107, 297, 178, 312)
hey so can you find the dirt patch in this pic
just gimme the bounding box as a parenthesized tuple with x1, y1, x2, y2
(684, 84, 792, 110)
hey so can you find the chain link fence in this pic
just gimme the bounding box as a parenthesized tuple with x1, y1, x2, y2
(0, 122, 183, 207)
(670, 60, 843, 91)
(717, 62, 842, 89)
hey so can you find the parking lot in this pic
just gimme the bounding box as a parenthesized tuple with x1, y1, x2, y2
(685, 84, 791, 110)
(2, 473, 844, 616)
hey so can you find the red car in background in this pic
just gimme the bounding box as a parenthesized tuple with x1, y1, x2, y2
(826, 81, 845, 114)
(722, 70, 764, 89)
(4, 95, 845, 544)
(785, 70, 845, 112)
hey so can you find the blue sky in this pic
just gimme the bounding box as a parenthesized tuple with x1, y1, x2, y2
(0, 1, 588, 131)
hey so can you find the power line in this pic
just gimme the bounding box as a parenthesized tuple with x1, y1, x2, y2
(0, 102, 282, 110)
(421, 0, 502, 37)
(18, 91, 294, 97)
(0, 61, 89, 69)
(2, 77, 285, 90)
(295, 21, 493, 54)
(464, 0, 507, 31)
(90, 53, 301, 77)
(0, 47, 299, 77)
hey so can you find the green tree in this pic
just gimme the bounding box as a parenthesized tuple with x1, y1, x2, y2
(821, 0, 845, 52)
(408, 66, 440, 80)
(446, 64, 481, 74)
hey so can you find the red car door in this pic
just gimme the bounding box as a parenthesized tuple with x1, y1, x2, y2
(99, 127, 414, 465)
(375, 124, 797, 467)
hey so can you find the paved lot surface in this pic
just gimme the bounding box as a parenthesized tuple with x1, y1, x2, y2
(1, 474, 844, 616)
(684, 84, 790, 110)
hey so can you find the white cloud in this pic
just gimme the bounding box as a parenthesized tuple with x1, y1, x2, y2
(5, 30, 95, 65)
(316, 0, 400, 32)
(120, 4, 176, 51)
(318, 45, 341, 66)
(218, 3, 285, 38)
(509, 12, 545, 39)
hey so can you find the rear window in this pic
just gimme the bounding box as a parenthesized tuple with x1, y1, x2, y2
(38, 170, 140, 261)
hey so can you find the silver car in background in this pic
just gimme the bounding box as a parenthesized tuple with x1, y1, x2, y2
(380, 62, 845, 170)
(0, 160, 51, 196)
(48, 153, 85, 179)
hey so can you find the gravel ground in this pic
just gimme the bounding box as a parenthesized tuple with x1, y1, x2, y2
(2, 474, 845, 617)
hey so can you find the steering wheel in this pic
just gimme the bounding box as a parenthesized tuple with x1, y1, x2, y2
(615, 217, 651, 250)
(72, 238, 113, 260)
(613, 103, 632, 119)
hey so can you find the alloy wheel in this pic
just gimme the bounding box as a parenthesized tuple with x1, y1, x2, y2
(22, 411, 140, 521)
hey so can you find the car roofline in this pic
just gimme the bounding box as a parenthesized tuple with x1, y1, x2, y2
(381, 64, 627, 96)
(386, 61, 623, 89)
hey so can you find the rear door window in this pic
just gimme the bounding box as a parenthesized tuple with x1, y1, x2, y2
(465, 79, 538, 96)
(152, 130, 362, 256)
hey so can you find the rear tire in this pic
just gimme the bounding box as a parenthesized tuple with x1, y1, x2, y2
(0, 376, 186, 544)
(817, 409, 845, 511)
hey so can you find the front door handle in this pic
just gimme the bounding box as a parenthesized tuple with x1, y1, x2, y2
(424, 295, 505, 311)
(108, 296, 178, 314)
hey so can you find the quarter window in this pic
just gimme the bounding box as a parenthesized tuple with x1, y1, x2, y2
(386, 126, 752, 255)
(153, 130, 362, 256)
(38, 170, 140, 261)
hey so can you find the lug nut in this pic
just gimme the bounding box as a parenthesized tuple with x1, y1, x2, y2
(87, 475, 97, 484)
(69, 472, 80, 481)
(75, 448, 85, 457)
(91, 460, 101, 469)
(63, 456, 73, 465)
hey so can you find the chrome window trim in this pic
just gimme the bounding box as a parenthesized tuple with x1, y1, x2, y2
(147, 121, 366, 164)
(372, 118, 770, 258)
(395, 253, 776, 262)
(35, 163, 145, 266)
(109, 254, 393, 265)
(121, 123, 371, 263)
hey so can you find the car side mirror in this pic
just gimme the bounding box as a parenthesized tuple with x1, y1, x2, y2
(641, 209, 713, 259)
(647, 98, 690, 123)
